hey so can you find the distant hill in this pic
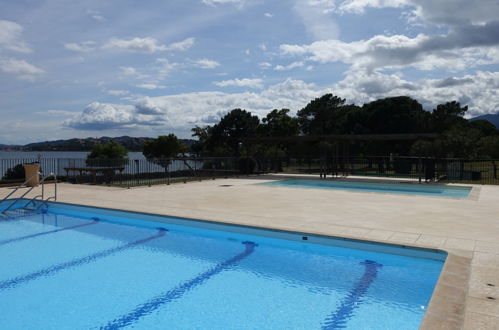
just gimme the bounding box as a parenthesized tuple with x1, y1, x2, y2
(469, 113, 499, 128)
(0, 136, 196, 152)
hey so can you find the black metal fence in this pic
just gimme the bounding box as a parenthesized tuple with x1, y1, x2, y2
(0, 157, 240, 187)
(2, 156, 499, 186)
(281, 156, 499, 184)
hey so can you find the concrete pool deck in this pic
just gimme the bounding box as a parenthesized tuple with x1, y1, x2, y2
(3, 174, 499, 329)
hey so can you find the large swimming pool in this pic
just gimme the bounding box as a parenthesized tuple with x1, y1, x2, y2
(0, 201, 445, 329)
(262, 178, 472, 198)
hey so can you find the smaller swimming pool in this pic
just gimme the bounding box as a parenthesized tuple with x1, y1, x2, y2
(262, 179, 472, 198)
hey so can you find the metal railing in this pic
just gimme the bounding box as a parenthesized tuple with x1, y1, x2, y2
(280, 156, 499, 184)
(1, 171, 57, 216)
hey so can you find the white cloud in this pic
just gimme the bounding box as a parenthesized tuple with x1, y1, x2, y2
(66, 79, 327, 130)
(337, 0, 408, 14)
(136, 83, 167, 90)
(103, 37, 194, 53)
(35, 110, 79, 117)
(120, 66, 139, 76)
(167, 37, 195, 51)
(64, 41, 96, 52)
(214, 78, 264, 89)
(0, 58, 44, 81)
(0, 20, 32, 53)
(279, 24, 499, 72)
(264, 12, 273, 18)
(193, 59, 220, 69)
(274, 61, 305, 71)
(202, 0, 246, 6)
(293, 1, 340, 40)
(107, 90, 130, 96)
(86, 10, 106, 22)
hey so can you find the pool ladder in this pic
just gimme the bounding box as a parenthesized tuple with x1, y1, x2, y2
(0, 171, 57, 220)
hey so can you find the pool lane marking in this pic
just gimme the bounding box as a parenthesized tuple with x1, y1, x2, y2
(101, 241, 257, 330)
(322, 260, 383, 330)
(0, 228, 167, 291)
(0, 220, 99, 246)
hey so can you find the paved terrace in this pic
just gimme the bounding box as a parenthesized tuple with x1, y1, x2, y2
(3, 174, 499, 329)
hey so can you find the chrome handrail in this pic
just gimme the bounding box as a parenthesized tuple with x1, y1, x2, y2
(1, 172, 54, 214)
(0, 171, 41, 203)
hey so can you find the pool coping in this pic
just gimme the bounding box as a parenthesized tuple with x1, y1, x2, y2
(10, 197, 464, 329)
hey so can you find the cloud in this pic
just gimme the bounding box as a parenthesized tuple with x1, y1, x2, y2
(103, 37, 194, 53)
(279, 21, 499, 72)
(64, 41, 96, 52)
(193, 59, 220, 69)
(264, 12, 273, 18)
(259, 62, 272, 68)
(0, 58, 44, 81)
(107, 90, 130, 96)
(202, 0, 246, 6)
(136, 83, 167, 89)
(214, 78, 264, 89)
(336, 0, 499, 27)
(293, 1, 340, 40)
(86, 10, 106, 22)
(167, 37, 195, 51)
(35, 110, 79, 117)
(433, 77, 474, 88)
(66, 79, 327, 131)
(274, 61, 304, 71)
(65, 101, 166, 130)
(0, 20, 32, 53)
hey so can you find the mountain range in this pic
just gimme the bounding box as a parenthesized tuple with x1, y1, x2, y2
(0, 136, 195, 152)
(469, 113, 499, 128)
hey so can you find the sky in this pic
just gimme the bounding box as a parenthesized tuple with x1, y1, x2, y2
(1, 0, 499, 144)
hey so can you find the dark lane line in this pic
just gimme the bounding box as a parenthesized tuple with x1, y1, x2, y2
(101, 241, 257, 330)
(0, 220, 99, 246)
(322, 260, 383, 329)
(0, 228, 167, 291)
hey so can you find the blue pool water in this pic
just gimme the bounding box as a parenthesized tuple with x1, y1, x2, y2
(263, 179, 472, 198)
(0, 202, 445, 329)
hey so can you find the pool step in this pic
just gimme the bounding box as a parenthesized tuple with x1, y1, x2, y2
(0, 207, 43, 220)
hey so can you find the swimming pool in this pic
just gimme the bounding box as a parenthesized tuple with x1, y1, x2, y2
(0, 201, 445, 329)
(262, 178, 472, 198)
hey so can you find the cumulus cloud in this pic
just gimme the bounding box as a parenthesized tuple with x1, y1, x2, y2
(193, 59, 220, 69)
(66, 79, 328, 131)
(103, 37, 194, 53)
(214, 78, 264, 89)
(0, 20, 32, 53)
(337, 0, 499, 26)
(86, 10, 106, 22)
(0, 58, 44, 81)
(65, 102, 167, 130)
(279, 21, 499, 72)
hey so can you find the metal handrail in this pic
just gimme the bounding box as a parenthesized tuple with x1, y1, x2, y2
(1, 172, 55, 214)
(0, 171, 41, 203)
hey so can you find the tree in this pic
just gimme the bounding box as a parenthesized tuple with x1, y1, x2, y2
(259, 109, 299, 137)
(431, 101, 468, 132)
(209, 109, 260, 156)
(297, 94, 346, 135)
(2, 164, 25, 180)
(143, 134, 188, 168)
(86, 141, 128, 166)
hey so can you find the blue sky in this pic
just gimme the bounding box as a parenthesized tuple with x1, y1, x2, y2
(1, 0, 499, 144)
